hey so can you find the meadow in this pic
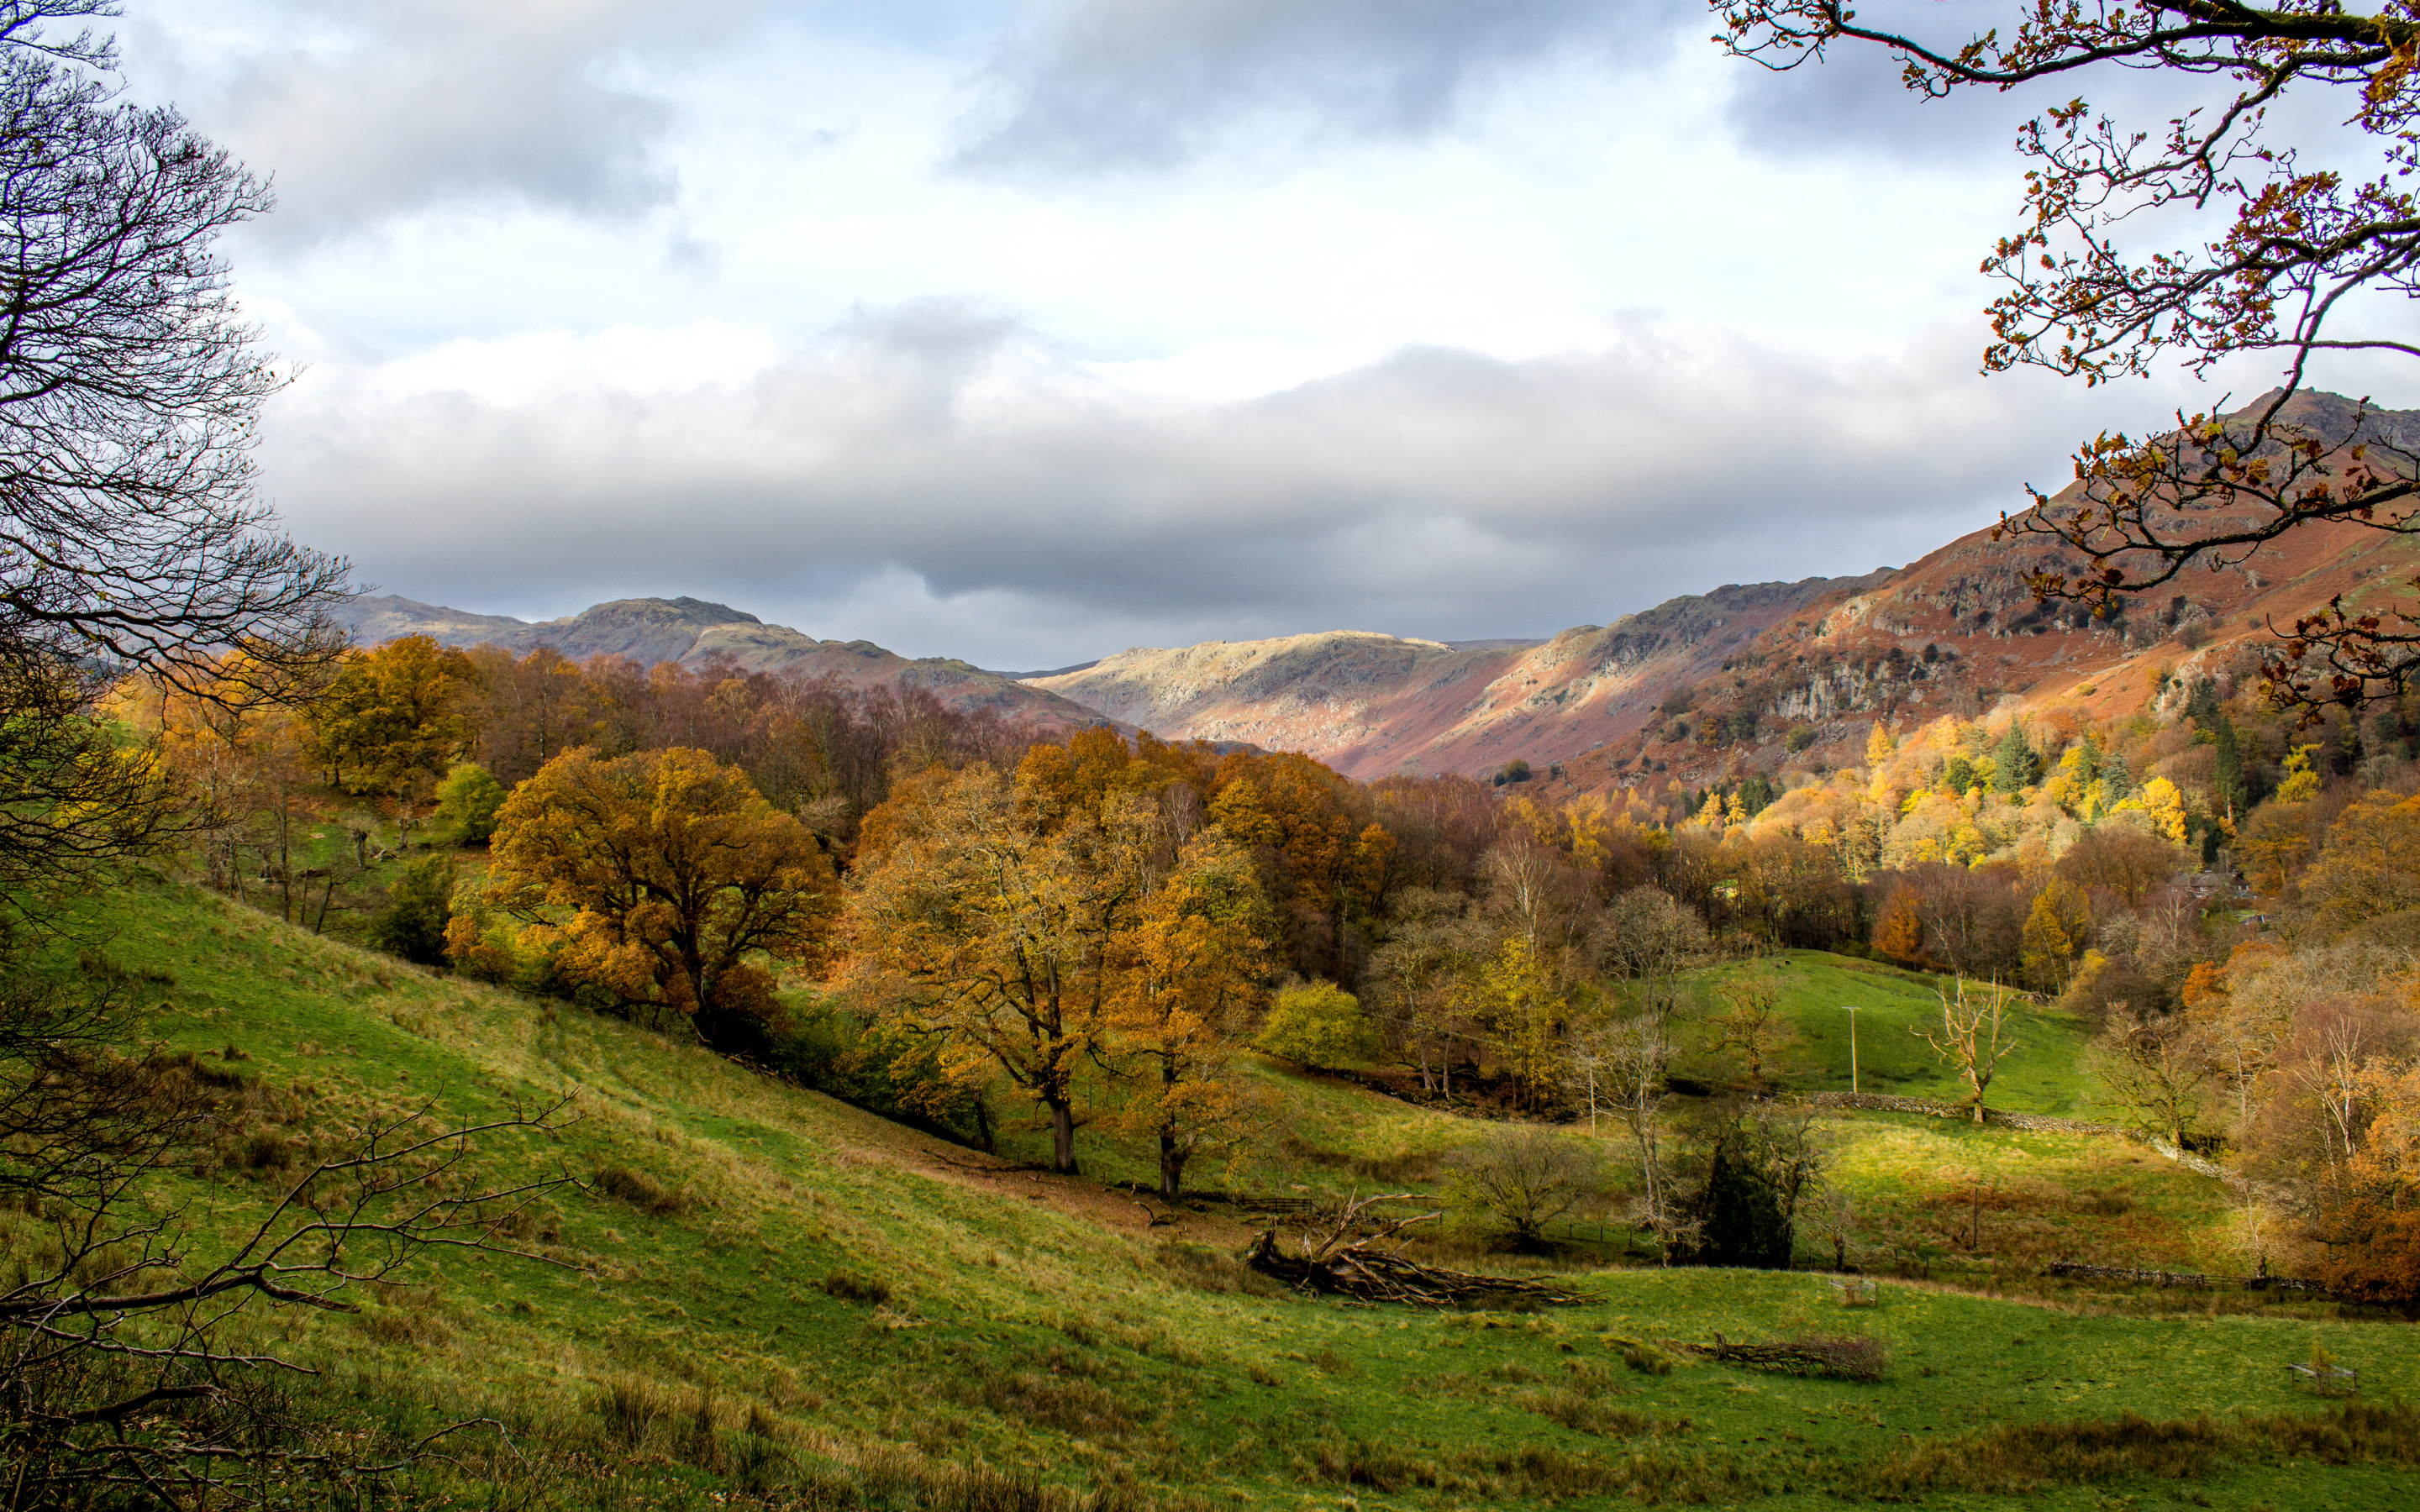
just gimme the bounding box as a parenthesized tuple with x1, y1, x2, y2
(19, 879, 2411, 1509)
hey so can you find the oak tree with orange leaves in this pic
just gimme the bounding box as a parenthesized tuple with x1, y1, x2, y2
(485, 746, 836, 1053)
(1716, 0, 2420, 713)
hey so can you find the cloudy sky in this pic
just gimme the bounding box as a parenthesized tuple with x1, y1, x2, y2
(111, 0, 2380, 668)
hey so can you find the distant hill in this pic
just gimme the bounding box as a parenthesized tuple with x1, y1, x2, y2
(331, 594, 1118, 733)
(1028, 577, 1883, 781)
(1555, 388, 2420, 791)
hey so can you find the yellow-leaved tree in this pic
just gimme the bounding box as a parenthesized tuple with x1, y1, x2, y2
(483, 747, 836, 1053)
(844, 762, 1160, 1175)
(1107, 829, 1275, 1200)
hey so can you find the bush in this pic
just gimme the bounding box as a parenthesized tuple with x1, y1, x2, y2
(593, 1164, 691, 1215)
(369, 856, 454, 967)
(433, 762, 508, 846)
(1786, 726, 1818, 753)
(1446, 1126, 1607, 1249)
(1255, 980, 1378, 1070)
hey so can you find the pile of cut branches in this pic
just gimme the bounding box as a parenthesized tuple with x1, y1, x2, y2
(1244, 1193, 1591, 1308)
(1682, 1333, 1888, 1382)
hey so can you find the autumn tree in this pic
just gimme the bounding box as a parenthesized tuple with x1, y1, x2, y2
(2299, 789, 2420, 936)
(1715, 0, 2420, 711)
(1870, 883, 1924, 964)
(2018, 879, 2093, 992)
(844, 763, 1158, 1173)
(305, 634, 476, 798)
(1364, 887, 1481, 1095)
(1254, 979, 1377, 1072)
(487, 747, 836, 1053)
(1107, 828, 1275, 1200)
(1914, 979, 2023, 1123)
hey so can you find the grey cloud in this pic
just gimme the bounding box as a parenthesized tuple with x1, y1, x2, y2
(124, 0, 755, 241)
(261, 307, 2139, 666)
(952, 0, 1688, 176)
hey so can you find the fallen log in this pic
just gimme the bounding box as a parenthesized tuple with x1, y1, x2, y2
(1243, 1193, 1591, 1308)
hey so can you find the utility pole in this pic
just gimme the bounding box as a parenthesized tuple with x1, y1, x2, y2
(1841, 1005, 1860, 1094)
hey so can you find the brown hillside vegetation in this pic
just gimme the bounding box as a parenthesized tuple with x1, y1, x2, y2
(1036, 392, 2420, 793)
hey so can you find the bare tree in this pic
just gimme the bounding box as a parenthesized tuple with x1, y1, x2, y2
(1712, 969, 1801, 1093)
(1912, 979, 2023, 1123)
(2094, 1006, 2217, 1147)
(1586, 1015, 1676, 1244)
(1715, 0, 2420, 713)
(1601, 885, 1709, 1029)
(1445, 1125, 1607, 1251)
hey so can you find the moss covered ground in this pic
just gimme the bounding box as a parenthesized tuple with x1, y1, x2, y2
(16, 880, 2412, 1510)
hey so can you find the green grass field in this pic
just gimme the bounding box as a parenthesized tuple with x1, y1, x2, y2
(17, 881, 2413, 1510)
(1676, 950, 2109, 1116)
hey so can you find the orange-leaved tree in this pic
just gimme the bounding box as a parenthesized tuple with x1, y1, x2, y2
(484, 747, 835, 1053)
(1107, 827, 1275, 1200)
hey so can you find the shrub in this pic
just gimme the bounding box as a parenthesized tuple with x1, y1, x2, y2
(592, 1164, 690, 1215)
(1445, 1126, 1607, 1249)
(1254, 980, 1377, 1070)
(369, 856, 454, 967)
(434, 761, 508, 846)
(1786, 725, 1818, 753)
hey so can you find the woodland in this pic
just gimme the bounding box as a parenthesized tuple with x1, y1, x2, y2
(13, 0, 2420, 1508)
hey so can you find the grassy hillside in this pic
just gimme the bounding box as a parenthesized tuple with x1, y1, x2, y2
(1675, 951, 2107, 1116)
(31, 881, 2418, 1509)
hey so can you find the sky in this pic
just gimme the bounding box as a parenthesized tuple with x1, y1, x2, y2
(108, 0, 2398, 669)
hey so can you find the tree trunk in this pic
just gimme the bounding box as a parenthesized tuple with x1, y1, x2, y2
(1159, 1129, 1184, 1203)
(1048, 1098, 1079, 1175)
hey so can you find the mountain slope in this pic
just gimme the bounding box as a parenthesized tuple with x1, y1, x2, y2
(1029, 576, 1885, 781)
(1561, 390, 2420, 790)
(333, 594, 1117, 732)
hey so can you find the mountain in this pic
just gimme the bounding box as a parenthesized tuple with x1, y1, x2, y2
(1039, 392, 2420, 789)
(1027, 576, 1884, 782)
(331, 594, 1118, 732)
(1553, 389, 2420, 791)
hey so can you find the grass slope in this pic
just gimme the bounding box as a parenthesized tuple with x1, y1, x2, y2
(1680, 950, 2107, 1116)
(28, 880, 2414, 1511)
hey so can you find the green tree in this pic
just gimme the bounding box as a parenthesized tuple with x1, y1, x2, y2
(371, 855, 455, 968)
(434, 761, 508, 846)
(1254, 979, 1378, 1071)
(1991, 726, 2041, 795)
